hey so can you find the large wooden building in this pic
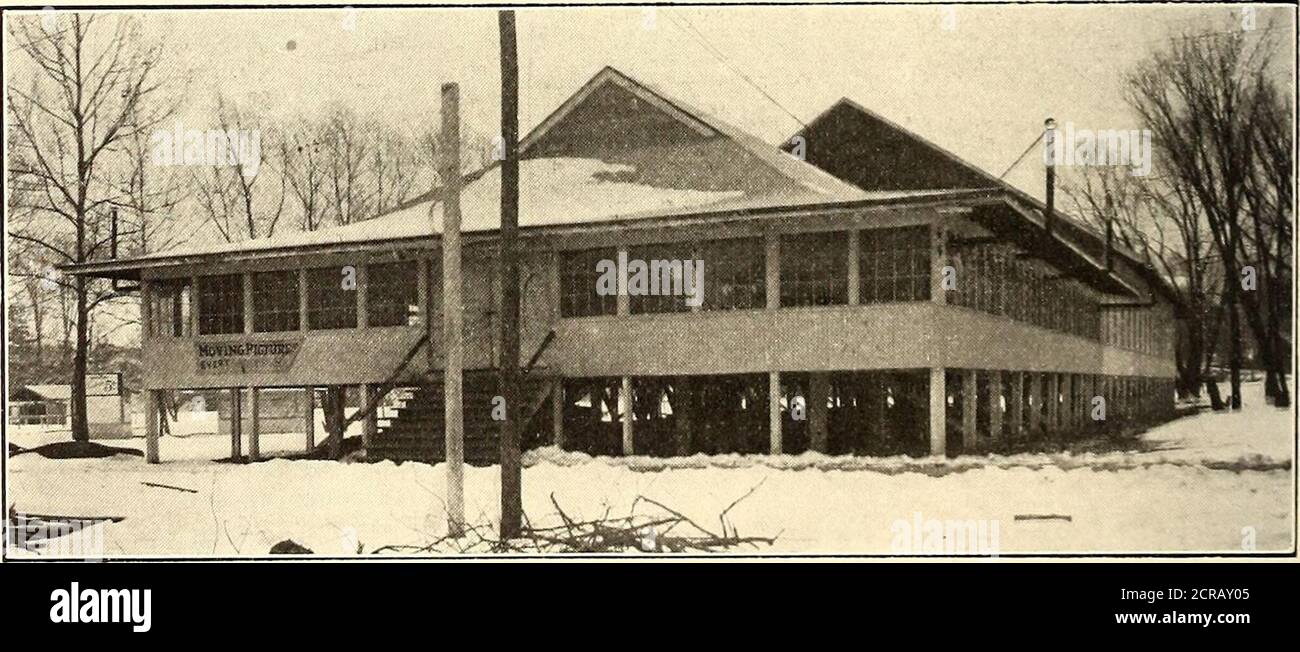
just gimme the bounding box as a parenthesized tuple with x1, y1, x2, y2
(66, 67, 1178, 463)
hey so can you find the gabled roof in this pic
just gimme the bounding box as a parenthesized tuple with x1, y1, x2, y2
(73, 67, 872, 271)
(22, 385, 72, 401)
(788, 97, 1174, 302)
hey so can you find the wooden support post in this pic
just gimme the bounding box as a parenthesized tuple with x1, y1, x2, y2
(808, 372, 830, 453)
(931, 223, 948, 305)
(765, 233, 781, 310)
(1027, 373, 1041, 437)
(768, 371, 783, 454)
(328, 387, 344, 459)
(298, 269, 309, 331)
(862, 373, 879, 452)
(438, 82, 466, 537)
(190, 275, 200, 336)
(1008, 372, 1024, 439)
(242, 272, 254, 334)
(961, 369, 977, 452)
(145, 389, 160, 464)
(674, 376, 693, 456)
(551, 382, 565, 449)
(620, 375, 634, 455)
(140, 280, 152, 342)
(247, 387, 260, 462)
(356, 264, 368, 328)
(987, 370, 1003, 443)
(1045, 373, 1060, 435)
(304, 387, 315, 452)
(1061, 373, 1074, 434)
(416, 258, 429, 327)
(362, 384, 378, 451)
(929, 368, 946, 456)
(230, 388, 243, 460)
(616, 246, 631, 316)
(847, 229, 860, 305)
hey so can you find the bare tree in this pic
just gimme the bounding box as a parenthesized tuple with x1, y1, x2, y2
(1125, 27, 1284, 410)
(190, 94, 287, 241)
(7, 13, 169, 440)
(280, 117, 330, 231)
(1063, 165, 1223, 403)
(1243, 83, 1293, 406)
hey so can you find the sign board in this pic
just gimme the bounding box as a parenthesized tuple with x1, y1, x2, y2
(196, 339, 303, 375)
(85, 373, 122, 397)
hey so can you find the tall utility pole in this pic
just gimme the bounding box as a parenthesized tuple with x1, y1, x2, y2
(1044, 117, 1056, 238)
(438, 82, 466, 537)
(497, 9, 524, 540)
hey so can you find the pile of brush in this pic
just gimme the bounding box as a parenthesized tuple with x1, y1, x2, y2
(372, 484, 775, 555)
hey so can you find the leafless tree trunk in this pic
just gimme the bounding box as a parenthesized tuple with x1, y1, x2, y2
(7, 13, 168, 440)
(1126, 27, 1283, 410)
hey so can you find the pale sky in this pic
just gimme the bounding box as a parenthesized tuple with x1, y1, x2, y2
(119, 2, 1294, 201)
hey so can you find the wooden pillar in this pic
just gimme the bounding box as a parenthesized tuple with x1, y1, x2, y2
(961, 369, 977, 451)
(1027, 373, 1041, 436)
(416, 257, 429, 326)
(620, 375, 634, 455)
(616, 246, 631, 317)
(247, 387, 260, 462)
(847, 229, 860, 305)
(929, 368, 946, 456)
(242, 272, 254, 334)
(862, 373, 880, 451)
(229, 388, 243, 460)
(303, 387, 315, 452)
(1007, 372, 1024, 439)
(190, 275, 200, 336)
(768, 371, 783, 454)
(551, 381, 565, 450)
(1045, 373, 1060, 435)
(808, 372, 830, 453)
(328, 387, 344, 459)
(674, 376, 693, 456)
(362, 384, 378, 451)
(140, 280, 152, 342)
(1061, 373, 1074, 433)
(145, 389, 160, 464)
(298, 269, 309, 331)
(987, 370, 1003, 443)
(765, 232, 781, 310)
(931, 223, 948, 304)
(439, 82, 466, 536)
(356, 263, 369, 329)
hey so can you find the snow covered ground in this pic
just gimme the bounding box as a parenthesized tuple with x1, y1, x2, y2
(6, 381, 1293, 557)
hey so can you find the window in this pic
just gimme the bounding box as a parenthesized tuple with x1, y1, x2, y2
(860, 226, 931, 303)
(781, 231, 847, 307)
(628, 242, 696, 315)
(306, 266, 357, 329)
(252, 270, 300, 333)
(367, 261, 420, 327)
(700, 237, 765, 311)
(198, 274, 244, 335)
(560, 247, 617, 318)
(148, 278, 191, 338)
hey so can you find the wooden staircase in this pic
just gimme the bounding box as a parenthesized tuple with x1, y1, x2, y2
(369, 370, 556, 464)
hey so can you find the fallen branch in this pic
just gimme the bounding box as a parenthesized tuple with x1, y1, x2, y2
(142, 481, 198, 494)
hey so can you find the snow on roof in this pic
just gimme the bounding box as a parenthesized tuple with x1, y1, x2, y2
(140, 157, 766, 259)
(126, 67, 883, 263)
(24, 385, 72, 401)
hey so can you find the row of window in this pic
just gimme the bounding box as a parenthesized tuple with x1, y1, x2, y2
(150, 261, 421, 337)
(948, 242, 1102, 340)
(559, 226, 932, 318)
(1103, 305, 1173, 357)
